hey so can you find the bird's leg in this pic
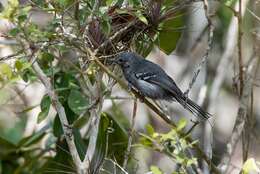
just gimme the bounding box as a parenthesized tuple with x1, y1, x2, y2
(137, 91, 145, 102)
(127, 82, 133, 91)
(128, 82, 145, 102)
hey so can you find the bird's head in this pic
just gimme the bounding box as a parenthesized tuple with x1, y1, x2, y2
(113, 52, 137, 68)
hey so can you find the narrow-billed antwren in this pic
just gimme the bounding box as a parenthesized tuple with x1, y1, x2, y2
(113, 52, 211, 120)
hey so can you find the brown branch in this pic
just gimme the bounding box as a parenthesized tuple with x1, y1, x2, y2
(238, 0, 244, 97)
(94, 21, 136, 55)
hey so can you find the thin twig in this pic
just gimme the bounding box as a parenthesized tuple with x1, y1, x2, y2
(0, 50, 23, 61)
(200, 1, 215, 173)
(123, 98, 137, 169)
(237, 0, 244, 97)
(94, 21, 136, 55)
(184, 0, 214, 97)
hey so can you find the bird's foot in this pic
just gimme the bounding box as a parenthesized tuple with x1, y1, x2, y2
(137, 91, 145, 102)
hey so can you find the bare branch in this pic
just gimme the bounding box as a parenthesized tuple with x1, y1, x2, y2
(218, 56, 258, 173)
(31, 61, 84, 173)
(123, 98, 137, 169)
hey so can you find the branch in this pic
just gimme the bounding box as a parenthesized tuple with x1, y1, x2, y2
(94, 21, 136, 55)
(83, 72, 103, 169)
(200, 1, 215, 174)
(31, 61, 84, 173)
(184, 0, 214, 97)
(218, 56, 258, 173)
(123, 98, 137, 169)
(217, 0, 255, 172)
(237, 0, 243, 97)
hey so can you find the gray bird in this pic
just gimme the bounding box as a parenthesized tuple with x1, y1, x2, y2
(114, 52, 211, 120)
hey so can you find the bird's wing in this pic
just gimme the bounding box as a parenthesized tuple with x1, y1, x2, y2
(134, 71, 183, 97)
(132, 59, 184, 97)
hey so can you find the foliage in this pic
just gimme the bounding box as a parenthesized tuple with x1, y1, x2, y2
(1, 0, 254, 173)
(141, 120, 198, 174)
(241, 158, 260, 174)
(0, 0, 187, 172)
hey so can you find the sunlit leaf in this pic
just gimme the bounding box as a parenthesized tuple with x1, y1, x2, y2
(0, 63, 13, 79)
(150, 165, 163, 174)
(177, 119, 187, 131)
(135, 11, 148, 25)
(242, 158, 260, 174)
(146, 124, 155, 136)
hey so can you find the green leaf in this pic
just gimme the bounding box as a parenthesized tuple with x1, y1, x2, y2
(101, 19, 111, 36)
(41, 52, 54, 62)
(15, 60, 23, 71)
(53, 114, 63, 137)
(0, 0, 18, 19)
(0, 136, 17, 156)
(242, 158, 260, 174)
(139, 136, 153, 147)
(37, 94, 51, 123)
(156, 12, 183, 54)
(150, 165, 163, 174)
(187, 157, 197, 167)
(57, 0, 74, 8)
(135, 11, 148, 25)
(74, 129, 86, 161)
(37, 111, 49, 123)
(102, 112, 128, 163)
(177, 119, 187, 131)
(146, 124, 155, 136)
(18, 129, 46, 147)
(128, 0, 140, 6)
(68, 90, 89, 115)
(9, 28, 20, 36)
(18, 14, 27, 22)
(0, 63, 12, 79)
(106, 0, 118, 6)
(90, 115, 110, 173)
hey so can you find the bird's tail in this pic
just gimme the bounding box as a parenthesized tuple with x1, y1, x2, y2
(175, 95, 211, 120)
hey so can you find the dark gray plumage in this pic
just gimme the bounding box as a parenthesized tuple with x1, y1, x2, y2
(114, 52, 211, 120)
